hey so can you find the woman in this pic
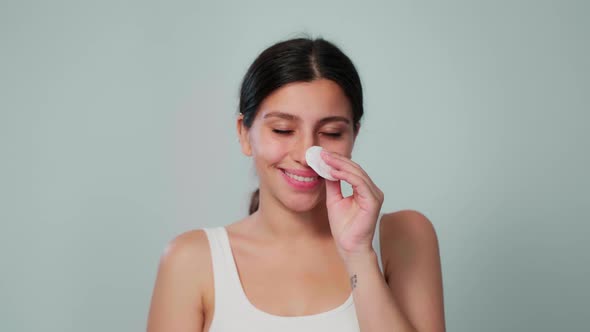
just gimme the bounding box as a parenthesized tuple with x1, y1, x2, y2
(147, 37, 445, 332)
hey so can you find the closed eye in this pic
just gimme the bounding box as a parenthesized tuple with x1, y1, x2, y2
(272, 129, 342, 138)
(322, 132, 342, 138)
(272, 129, 293, 135)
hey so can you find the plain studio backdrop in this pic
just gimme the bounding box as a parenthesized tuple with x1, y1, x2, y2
(1, 0, 588, 331)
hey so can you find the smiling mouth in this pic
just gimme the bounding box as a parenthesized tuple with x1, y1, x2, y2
(280, 169, 319, 182)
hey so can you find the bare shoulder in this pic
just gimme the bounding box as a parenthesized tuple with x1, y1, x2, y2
(161, 229, 212, 268)
(378, 209, 441, 273)
(147, 229, 213, 332)
(379, 210, 446, 331)
(379, 209, 439, 249)
(156, 229, 213, 287)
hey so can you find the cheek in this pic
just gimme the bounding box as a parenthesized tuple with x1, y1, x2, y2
(323, 138, 354, 159)
(251, 133, 288, 166)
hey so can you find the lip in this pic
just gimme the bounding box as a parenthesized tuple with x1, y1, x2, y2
(280, 168, 319, 177)
(279, 168, 321, 190)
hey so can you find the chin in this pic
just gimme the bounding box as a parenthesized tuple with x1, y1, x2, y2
(281, 192, 325, 213)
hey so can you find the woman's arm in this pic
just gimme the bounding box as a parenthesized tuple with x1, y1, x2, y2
(344, 210, 446, 332)
(380, 210, 446, 332)
(147, 230, 210, 332)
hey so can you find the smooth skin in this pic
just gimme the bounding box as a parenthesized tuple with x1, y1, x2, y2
(146, 79, 445, 331)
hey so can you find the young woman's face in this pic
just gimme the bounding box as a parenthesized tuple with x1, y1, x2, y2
(237, 78, 359, 212)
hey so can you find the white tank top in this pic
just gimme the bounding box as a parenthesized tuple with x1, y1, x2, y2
(202, 212, 385, 331)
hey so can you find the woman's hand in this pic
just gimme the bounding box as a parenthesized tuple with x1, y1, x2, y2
(321, 150, 384, 262)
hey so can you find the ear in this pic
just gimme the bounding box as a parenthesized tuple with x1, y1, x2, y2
(237, 114, 252, 156)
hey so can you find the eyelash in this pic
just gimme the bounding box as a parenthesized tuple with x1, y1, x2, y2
(272, 129, 342, 138)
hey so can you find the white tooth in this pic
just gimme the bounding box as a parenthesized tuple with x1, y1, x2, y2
(305, 146, 337, 181)
(286, 172, 315, 182)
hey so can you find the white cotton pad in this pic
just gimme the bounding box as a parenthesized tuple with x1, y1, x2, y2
(305, 146, 337, 181)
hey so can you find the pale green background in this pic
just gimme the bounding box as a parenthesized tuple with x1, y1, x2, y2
(1, 0, 588, 331)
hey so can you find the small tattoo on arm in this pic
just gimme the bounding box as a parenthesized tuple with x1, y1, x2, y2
(351, 274, 358, 289)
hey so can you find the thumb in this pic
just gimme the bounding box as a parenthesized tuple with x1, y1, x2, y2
(325, 179, 343, 205)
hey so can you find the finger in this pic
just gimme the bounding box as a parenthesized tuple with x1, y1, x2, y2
(330, 168, 378, 205)
(322, 152, 380, 199)
(321, 151, 365, 178)
(322, 150, 365, 175)
(325, 151, 383, 202)
(324, 178, 343, 205)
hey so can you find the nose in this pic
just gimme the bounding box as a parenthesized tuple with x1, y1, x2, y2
(292, 131, 318, 167)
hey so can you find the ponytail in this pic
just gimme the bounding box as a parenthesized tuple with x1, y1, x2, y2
(249, 188, 260, 215)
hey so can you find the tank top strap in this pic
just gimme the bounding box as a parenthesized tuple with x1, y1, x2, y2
(202, 227, 247, 321)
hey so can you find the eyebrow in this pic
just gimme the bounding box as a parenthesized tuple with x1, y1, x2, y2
(263, 111, 351, 125)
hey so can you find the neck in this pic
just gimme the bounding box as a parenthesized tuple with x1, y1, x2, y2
(251, 188, 333, 247)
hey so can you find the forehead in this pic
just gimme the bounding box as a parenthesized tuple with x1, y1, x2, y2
(257, 79, 352, 121)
